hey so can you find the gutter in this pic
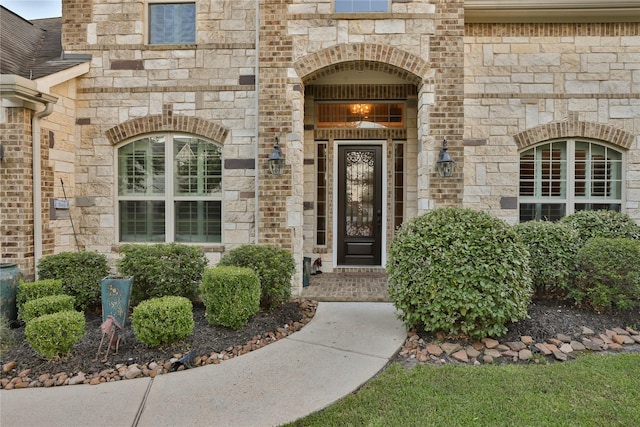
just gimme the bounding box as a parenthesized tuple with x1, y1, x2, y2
(0, 75, 57, 279)
(465, 0, 640, 23)
(32, 101, 55, 278)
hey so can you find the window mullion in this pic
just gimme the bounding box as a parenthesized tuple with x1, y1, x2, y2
(566, 139, 575, 215)
(166, 134, 175, 242)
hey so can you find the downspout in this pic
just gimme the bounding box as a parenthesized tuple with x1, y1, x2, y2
(254, 0, 260, 245)
(32, 101, 55, 279)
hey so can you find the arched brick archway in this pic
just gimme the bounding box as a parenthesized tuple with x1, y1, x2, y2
(293, 43, 429, 85)
(105, 105, 229, 145)
(513, 115, 635, 151)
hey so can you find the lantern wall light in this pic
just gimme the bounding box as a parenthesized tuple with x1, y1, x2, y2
(268, 137, 285, 176)
(436, 138, 455, 177)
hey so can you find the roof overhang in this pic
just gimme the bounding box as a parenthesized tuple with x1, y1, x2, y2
(465, 0, 640, 23)
(35, 61, 90, 93)
(0, 74, 58, 110)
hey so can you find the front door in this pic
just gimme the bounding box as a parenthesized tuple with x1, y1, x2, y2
(337, 145, 383, 265)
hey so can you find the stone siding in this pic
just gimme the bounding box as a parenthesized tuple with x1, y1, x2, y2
(464, 22, 640, 223)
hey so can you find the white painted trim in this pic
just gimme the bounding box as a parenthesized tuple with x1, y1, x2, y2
(35, 62, 90, 93)
(465, 0, 640, 23)
(332, 140, 387, 268)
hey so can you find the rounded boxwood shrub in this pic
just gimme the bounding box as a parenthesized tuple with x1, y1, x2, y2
(24, 310, 85, 359)
(200, 266, 261, 330)
(21, 294, 76, 323)
(570, 238, 640, 312)
(132, 296, 194, 347)
(559, 210, 640, 245)
(37, 251, 109, 311)
(218, 245, 295, 310)
(387, 208, 532, 339)
(513, 221, 581, 298)
(117, 243, 208, 306)
(16, 279, 64, 315)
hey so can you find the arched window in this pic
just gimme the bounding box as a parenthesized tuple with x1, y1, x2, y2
(519, 139, 623, 222)
(117, 134, 222, 242)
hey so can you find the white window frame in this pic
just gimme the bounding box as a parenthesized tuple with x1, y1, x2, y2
(519, 138, 625, 221)
(115, 133, 223, 244)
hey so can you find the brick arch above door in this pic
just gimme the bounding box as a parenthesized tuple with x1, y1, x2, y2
(513, 115, 635, 151)
(293, 43, 429, 86)
(105, 104, 229, 145)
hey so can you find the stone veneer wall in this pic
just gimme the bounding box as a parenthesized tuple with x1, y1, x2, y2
(59, 0, 259, 266)
(464, 22, 640, 223)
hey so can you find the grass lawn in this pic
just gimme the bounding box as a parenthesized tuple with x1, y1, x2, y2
(286, 353, 640, 427)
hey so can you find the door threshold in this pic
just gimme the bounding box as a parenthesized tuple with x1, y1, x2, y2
(333, 266, 386, 273)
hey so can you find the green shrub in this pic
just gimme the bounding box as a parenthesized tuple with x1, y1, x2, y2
(24, 310, 85, 359)
(513, 221, 581, 298)
(132, 296, 194, 347)
(200, 266, 261, 330)
(21, 294, 76, 323)
(569, 238, 640, 312)
(37, 251, 110, 311)
(218, 245, 295, 310)
(117, 243, 208, 306)
(387, 208, 532, 339)
(16, 279, 64, 315)
(559, 210, 640, 245)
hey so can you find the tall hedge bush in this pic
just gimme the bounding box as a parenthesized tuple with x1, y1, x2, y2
(117, 243, 208, 305)
(513, 221, 580, 298)
(200, 266, 261, 329)
(387, 208, 532, 339)
(570, 238, 640, 312)
(37, 251, 109, 311)
(218, 245, 295, 310)
(559, 210, 640, 245)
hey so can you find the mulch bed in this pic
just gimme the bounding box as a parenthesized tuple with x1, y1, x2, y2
(1, 298, 316, 388)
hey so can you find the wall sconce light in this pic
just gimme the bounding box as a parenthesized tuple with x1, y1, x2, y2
(436, 138, 455, 177)
(268, 137, 285, 176)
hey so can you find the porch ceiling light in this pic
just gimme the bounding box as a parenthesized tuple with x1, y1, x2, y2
(437, 138, 455, 178)
(268, 137, 285, 176)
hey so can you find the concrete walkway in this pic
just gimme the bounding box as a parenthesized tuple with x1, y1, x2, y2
(0, 302, 406, 427)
